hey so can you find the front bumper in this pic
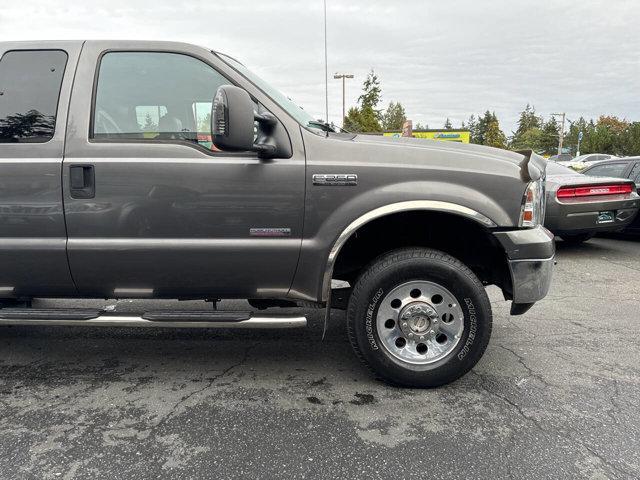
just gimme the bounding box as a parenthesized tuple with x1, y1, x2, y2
(493, 225, 555, 312)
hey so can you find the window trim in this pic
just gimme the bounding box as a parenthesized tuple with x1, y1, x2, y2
(0, 48, 68, 145)
(89, 48, 259, 158)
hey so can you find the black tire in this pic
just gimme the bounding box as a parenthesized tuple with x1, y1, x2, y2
(347, 248, 492, 388)
(560, 233, 594, 245)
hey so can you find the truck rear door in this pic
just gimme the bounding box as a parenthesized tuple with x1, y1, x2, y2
(0, 42, 82, 298)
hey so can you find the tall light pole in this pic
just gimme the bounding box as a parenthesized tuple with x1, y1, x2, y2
(551, 112, 566, 155)
(334, 73, 354, 127)
(323, 0, 329, 123)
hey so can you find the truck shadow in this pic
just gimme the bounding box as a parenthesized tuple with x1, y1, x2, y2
(0, 314, 370, 389)
(555, 234, 639, 252)
(555, 240, 609, 252)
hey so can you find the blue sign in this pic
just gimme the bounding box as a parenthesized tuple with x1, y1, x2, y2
(578, 131, 583, 141)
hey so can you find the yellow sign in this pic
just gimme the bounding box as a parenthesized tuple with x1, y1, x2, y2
(384, 130, 470, 143)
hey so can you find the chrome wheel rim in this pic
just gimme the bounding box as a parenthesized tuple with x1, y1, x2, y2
(376, 281, 464, 365)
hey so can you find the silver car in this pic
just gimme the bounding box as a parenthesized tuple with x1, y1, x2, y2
(560, 153, 617, 171)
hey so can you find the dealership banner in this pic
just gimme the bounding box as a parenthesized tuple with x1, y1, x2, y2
(384, 130, 471, 143)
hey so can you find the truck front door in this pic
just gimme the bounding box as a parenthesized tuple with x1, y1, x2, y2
(62, 42, 305, 299)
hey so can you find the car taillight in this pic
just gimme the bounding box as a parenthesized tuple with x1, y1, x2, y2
(557, 183, 633, 199)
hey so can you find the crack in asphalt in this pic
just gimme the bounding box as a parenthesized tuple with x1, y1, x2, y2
(149, 342, 255, 433)
(471, 370, 635, 479)
(495, 344, 555, 388)
(471, 370, 545, 432)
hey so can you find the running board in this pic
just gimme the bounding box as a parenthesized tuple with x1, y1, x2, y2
(0, 309, 306, 329)
(0, 308, 102, 320)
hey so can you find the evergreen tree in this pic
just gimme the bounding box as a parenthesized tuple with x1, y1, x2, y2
(358, 70, 382, 112)
(343, 107, 364, 133)
(465, 115, 478, 144)
(484, 118, 507, 149)
(621, 121, 640, 156)
(540, 117, 560, 155)
(514, 104, 542, 137)
(563, 116, 589, 155)
(443, 118, 453, 130)
(343, 69, 383, 132)
(510, 104, 543, 149)
(474, 111, 498, 145)
(382, 102, 407, 130)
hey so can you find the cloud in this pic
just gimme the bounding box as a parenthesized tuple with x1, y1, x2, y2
(1, 0, 638, 133)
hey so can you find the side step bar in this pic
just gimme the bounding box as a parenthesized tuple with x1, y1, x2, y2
(0, 308, 103, 320)
(0, 309, 306, 329)
(141, 311, 252, 322)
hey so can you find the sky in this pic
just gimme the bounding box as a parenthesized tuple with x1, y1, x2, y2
(1, 0, 639, 134)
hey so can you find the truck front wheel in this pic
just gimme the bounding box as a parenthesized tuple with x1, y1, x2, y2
(347, 248, 492, 388)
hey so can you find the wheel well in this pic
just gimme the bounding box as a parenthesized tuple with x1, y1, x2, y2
(332, 211, 512, 294)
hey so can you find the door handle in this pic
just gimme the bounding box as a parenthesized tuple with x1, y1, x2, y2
(69, 165, 95, 199)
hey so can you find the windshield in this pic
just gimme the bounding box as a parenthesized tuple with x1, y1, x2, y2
(215, 52, 332, 133)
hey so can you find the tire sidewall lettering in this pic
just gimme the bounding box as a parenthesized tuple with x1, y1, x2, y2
(365, 288, 384, 351)
(457, 297, 477, 361)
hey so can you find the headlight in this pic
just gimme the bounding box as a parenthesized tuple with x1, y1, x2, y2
(519, 178, 545, 227)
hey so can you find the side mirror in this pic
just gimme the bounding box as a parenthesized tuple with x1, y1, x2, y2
(211, 85, 289, 159)
(211, 85, 255, 152)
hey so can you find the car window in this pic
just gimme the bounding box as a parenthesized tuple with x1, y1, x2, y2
(630, 162, 640, 182)
(583, 154, 606, 163)
(92, 52, 230, 151)
(0, 49, 68, 143)
(583, 162, 627, 178)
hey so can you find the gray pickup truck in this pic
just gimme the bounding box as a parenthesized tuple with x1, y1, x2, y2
(0, 40, 554, 387)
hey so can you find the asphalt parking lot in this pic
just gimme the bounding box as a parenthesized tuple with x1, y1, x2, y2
(0, 236, 638, 479)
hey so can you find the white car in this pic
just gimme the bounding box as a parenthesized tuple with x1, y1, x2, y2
(559, 153, 617, 171)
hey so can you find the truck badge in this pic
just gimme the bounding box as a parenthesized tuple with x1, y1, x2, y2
(313, 174, 358, 186)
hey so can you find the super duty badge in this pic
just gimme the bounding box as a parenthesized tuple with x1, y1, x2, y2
(312, 174, 358, 186)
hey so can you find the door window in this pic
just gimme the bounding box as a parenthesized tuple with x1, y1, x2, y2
(0, 50, 68, 143)
(92, 52, 230, 151)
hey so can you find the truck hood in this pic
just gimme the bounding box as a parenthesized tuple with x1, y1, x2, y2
(349, 134, 546, 182)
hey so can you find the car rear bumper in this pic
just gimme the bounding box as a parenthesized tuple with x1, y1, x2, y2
(493, 226, 555, 312)
(545, 193, 640, 235)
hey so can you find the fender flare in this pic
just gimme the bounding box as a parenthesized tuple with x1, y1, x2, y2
(321, 200, 497, 303)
